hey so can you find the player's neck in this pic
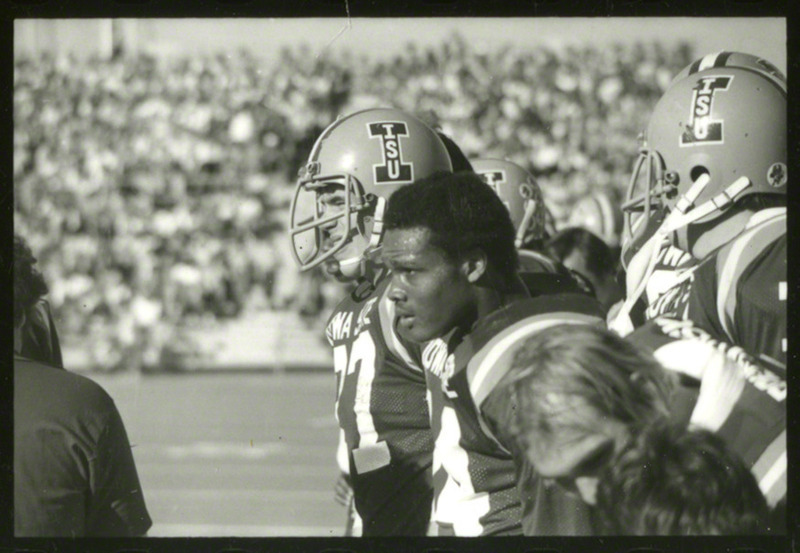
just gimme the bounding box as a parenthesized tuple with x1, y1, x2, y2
(474, 273, 530, 321)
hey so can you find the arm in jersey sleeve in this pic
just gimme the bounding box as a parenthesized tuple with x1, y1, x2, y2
(87, 402, 152, 536)
(479, 384, 521, 457)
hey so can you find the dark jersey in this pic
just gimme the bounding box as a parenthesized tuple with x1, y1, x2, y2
(21, 299, 63, 368)
(421, 294, 605, 536)
(518, 249, 595, 298)
(518, 249, 562, 274)
(685, 208, 786, 372)
(14, 355, 151, 536)
(628, 317, 786, 521)
(325, 275, 434, 536)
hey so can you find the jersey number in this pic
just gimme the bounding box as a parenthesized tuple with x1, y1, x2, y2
(334, 333, 390, 473)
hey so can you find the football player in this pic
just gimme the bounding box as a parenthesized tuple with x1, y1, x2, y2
(472, 158, 592, 298)
(567, 191, 623, 252)
(471, 158, 556, 272)
(381, 172, 605, 536)
(288, 108, 456, 535)
(613, 52, 786, 354)
(627, 316, 786, 532)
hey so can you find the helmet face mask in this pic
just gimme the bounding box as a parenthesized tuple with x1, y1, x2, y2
(622, 52, 786, 257)
(289, 108, 453, 277)
(290, 171, 372, 272)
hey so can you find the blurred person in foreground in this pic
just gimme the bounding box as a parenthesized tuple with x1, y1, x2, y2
(472, 158, 593, 299)
(544, 227, 624, 315)
(497, 325, 673, 522)
(288, 108, 463, 535)
(14, 235, 63, 367)
(594, 420, 771, 535)
(13, 235, 152, 537)
(382, 172, 605, 535)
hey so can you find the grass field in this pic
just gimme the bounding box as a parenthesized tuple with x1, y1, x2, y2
(90, 371, 344, 537)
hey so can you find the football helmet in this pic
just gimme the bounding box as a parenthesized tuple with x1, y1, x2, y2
(622, 52, 786, 254)
(567, 192, 623, 248)
(471, 158, 549, 249)
(289, 108, 453, 276)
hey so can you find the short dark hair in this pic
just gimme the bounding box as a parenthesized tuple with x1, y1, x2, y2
(594, 420, 771, 535)
(14, 235, 49, 326)
(384, 171, 519, 280)
(545, 227, 616, 280)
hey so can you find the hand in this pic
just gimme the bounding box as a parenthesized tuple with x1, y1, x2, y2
(334, 471, 353, 507)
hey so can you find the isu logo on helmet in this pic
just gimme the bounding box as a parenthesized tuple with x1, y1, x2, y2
(681, 76, 733, 146)
(478, 170, 506, 195)
(368, 121, 413, 185)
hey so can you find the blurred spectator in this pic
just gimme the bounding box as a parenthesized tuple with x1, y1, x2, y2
(13, 234, 152, 536)
(545, 227, 623, 313)
(13, 38, 693, 370)
(594, 421, 771, 535)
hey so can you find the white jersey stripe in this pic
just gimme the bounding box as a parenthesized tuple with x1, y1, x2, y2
(752, 430, 786, 482)
(716, 210, 786, 343)
(469, 313, 602, 408)
(758, 451, 787, 507)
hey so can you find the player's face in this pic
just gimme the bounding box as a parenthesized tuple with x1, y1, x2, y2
(523, 398, 629, 505)
(316, 183, 370, 280)
(383, 226, 475, 343)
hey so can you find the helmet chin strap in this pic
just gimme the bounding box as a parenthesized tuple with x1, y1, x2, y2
(661, 175, 751, 251)
(359, 196, 387, 278)
(514, 199, 538, 249)
(611, 174, 749, 335)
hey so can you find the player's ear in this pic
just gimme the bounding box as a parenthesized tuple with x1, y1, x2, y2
(461, 249, 488, 283)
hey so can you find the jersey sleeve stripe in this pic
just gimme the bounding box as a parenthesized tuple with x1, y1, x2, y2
(715, 211, 786, 344)
(758, 450, 787, 508)
(468, 313, 603, 408)
(752, 429, 786, 485)
(378, 287, 423, 373)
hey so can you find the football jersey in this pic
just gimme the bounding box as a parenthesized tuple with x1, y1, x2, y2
(628, 317, 786, 522)
(685, 208, 787, 372)
(642, 243, 697, 320)
(325, 274, 434, 536)
(421, 294, 606, 536)
(518, 249, 594, 298)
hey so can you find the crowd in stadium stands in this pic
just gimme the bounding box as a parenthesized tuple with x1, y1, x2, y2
(13, 35, 693, 370)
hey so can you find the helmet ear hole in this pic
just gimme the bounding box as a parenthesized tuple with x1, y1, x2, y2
(690, 165, 710, 183)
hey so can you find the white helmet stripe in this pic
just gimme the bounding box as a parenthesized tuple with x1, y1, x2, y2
(698, 52, 722, 71)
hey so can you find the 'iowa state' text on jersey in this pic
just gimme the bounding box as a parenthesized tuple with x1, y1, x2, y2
(629, 316, 786, 514)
